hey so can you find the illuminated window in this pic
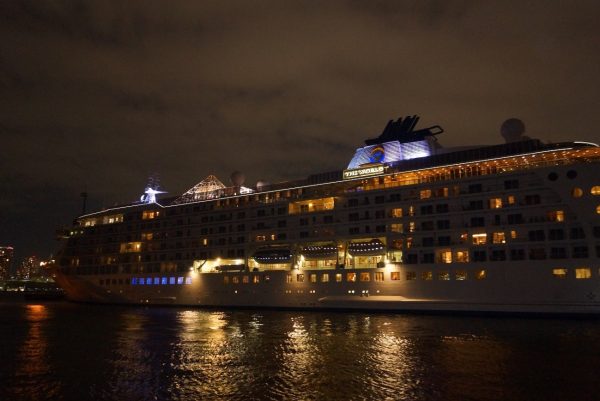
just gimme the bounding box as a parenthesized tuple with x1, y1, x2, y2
(455, 270, 467, 280)
(347, 272, 357, 282)
(152, 277, 159, 285)
(391, 271, 400, 280)
(321, 273, 330, 283)
(360, 272, 371, 282)
(232, 276, 239, 284)
(335, 273, 342, 282)
(255, 235, 266, 242)
(142, 210, 159, 220)
(141, 233, 153, 241)
(592, 186, 600, 195)
(405, 271, 416, 280)
(408, 222, 415, 233)
(177, 277, 184, 285)
(548, 210, 565, 222)
(120, 242, 142, 253)
(572, 188, 583, 198)
(253, 275, 260, 284)
(507, 195, 516, 205)
(435, 187, 449, 197)
(475, 270, 486, 280)
(552, 268, 567, 279)
(310, 274, 317, 283)
(161, 277, 167, 285)
(439, 250, 452, 263)
(438, 271, 450, 280)
(391, 208, 403, 218)
(390, 223, 403, 233)
(420, 189, 432, 199)
(375, 272, 384, 281)
(510, 230, 517, 239)
(472, 233, 487, 245)
(421, 271, 433, 280)
(223, 276, 230, 284)
(296, 274, 304, 282)
(455, 250, 469, 263)
(289, 197, 335, 214)
(131, 278, 137, 285)
(139, 278, 145, 285)
(575, 268, 591, 279)
(597, 205, 600, 214)
(408, 206, 415, 216)
(169, 277, 175, 285)
(460, 232, 468, 243)
(185, 277, 192, 285)
(489, 198, 502, 209)
(492, 232, 506, 244)
(286, 274, 292, 283)
(242, 275, 249, 284)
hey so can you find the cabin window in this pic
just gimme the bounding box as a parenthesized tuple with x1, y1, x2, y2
(223, 276, 229, 284)
(359, 272, 371, 282)
(548, 210, 565, 222)
(455, 270, 467, 280)
(552, 268, 568, 279)
(296, 274, 304, 282)
(475, 269, 487, 280)
(575, 268, 591, 279)
(374, 272, 384, 282)
(347, 273, 357, 282)
(335, 273, 342, 282)
(321, 273, 330, 283)
(438, 271, 450, 280)
(489, 198, 502, 209)
(390, 272, 400, 280)
(572, 188, 583, 198)
(253, 275, 260, 284)
(421, 271, 433, 280)
(286, 274, 292, 283)
(472, 233, 487, 245)
(310, 274, 317, 283)
(406, 272, 416, 280)
(492, 232, 506, 244)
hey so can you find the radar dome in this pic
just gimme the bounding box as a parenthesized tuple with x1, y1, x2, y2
(501, 118, 526, 143)
(256, 180, 270, 191)
(230, 171, 245, 187)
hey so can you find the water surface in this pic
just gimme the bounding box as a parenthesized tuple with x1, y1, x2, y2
(1, 301, 598, 401)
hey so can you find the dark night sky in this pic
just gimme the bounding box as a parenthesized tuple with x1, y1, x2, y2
(1, 1, 599, 262)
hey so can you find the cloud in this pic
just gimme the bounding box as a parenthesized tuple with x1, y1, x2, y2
(1, 0, 599, 258)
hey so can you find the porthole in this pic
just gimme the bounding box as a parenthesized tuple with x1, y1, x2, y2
(591, 186, 600, 195)
(567, 170, 578, 179)
(572, 188, 583, 198)
(548, 172, 558, 181)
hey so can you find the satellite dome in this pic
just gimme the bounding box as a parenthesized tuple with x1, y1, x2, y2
(256, 180, 269, 191)
(501, 118, 526, 143)
(230, 171, 245, 187)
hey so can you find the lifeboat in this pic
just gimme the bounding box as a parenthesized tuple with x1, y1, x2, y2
(301, 243, 338, 260)
(348, 239, 385, 256)
(252, 248, 292, 264)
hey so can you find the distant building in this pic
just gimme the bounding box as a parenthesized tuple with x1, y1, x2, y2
(17, 256, 41, 280)
(0, 247, 13, 281)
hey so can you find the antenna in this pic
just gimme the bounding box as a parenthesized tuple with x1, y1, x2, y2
(80, 190, 88, 214)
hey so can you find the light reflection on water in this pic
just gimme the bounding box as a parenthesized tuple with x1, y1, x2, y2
(2, 303, 600, 401)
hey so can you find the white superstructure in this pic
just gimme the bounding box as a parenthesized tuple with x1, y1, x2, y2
(53, 116, 600, 314)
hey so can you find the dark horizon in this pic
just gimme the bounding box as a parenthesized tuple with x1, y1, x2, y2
(2, 1, 600, 261)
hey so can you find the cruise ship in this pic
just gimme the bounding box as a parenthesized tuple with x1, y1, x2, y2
(53, 115, 600, 314)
